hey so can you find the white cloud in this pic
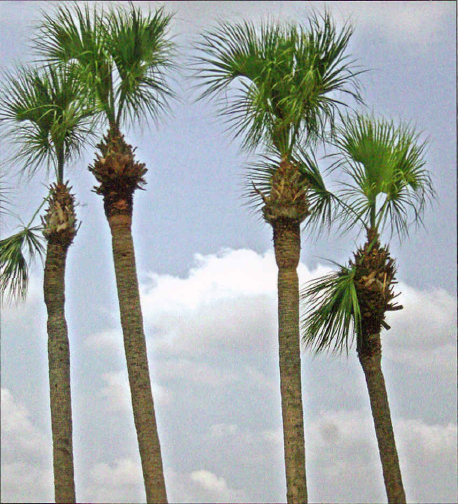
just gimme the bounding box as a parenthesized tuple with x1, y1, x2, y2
(334, 1, 451, 45)
(91, 457, 143, 486)
(1, 388, 50, 460)
(137, 248, 329, 357)
(384, 284, 457, 372)
(166, 468, 248, 503)
(1, 388, 53, 503)
(305, 409, 458, 503)
(83, 328, 124, 355)
(159, 358, 239, 388)
(83, 458, 144, 503)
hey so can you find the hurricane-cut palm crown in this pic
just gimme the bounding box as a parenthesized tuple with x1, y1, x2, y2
(89, 125, 147, 217)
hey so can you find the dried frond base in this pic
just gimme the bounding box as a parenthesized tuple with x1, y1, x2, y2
(89, 124, 147, 218)
(42, 182, 78, 247)
(262, 160, 310, 225)
(352, 228, 401, 356)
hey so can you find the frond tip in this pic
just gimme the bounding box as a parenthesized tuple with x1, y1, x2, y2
(0, 225, 45, 304)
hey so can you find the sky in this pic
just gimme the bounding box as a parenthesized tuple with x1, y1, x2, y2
(1, 1, 456, 503)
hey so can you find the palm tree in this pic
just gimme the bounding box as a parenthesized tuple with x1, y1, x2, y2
(193, 13, 362, 503)
(301, 113, 434, 503)
(0, 63, 95, 502)
(34, 3, 175, 501)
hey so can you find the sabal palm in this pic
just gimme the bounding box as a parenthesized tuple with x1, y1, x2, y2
(301, 114, 434, 503)
(0, 63, 95, 502)
(194, 12, 362, 503)
(35, 3, 175, 502)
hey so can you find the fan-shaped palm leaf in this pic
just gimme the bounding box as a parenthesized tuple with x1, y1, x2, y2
(193, 11, 363, 155)
(330, 113, 435, 237)
(0, 63, 96, 181)
(35, 2, 175, 130)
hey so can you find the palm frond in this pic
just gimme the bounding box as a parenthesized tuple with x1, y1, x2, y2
(34, 2, 176, 130)
(193, 11, 364, 156)
(0, 224, 45, 304)
(301, 263, 361, 355)
(0, 63, 97, 181)
(106, 2, 176, 126)
(330, 113, 435, 238)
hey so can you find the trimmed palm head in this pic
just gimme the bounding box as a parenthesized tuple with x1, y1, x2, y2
(0, 64, 95, 181)
(194, 11, 363, 155)
(331, 113, 435, 238)
(35, 2, 176, 128)
(246, 145, 336, 232)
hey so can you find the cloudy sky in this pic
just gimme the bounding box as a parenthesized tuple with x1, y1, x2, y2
(1, 1, 456, 503)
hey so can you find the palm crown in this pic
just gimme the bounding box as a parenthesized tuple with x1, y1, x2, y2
(331, 113, 435, 237)
(35, 2, 175, 130)
(194, 11, 363, 157)
(301, 114, 435, 354)
(0, 64, 94, 303)
(0, 64, 95, 181)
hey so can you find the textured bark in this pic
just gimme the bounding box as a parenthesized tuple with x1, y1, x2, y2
(108, 213, 167, 504)
(353, 229, 406, 503)
(90, 125, 167, 502)
(359, 337, 406, 504)
(44, 242, 75, 503)
(273, 219, 308, 504)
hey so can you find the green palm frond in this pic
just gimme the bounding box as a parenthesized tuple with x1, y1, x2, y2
(0, 63, 97, 181)
(0, 223, 45, 304)
(106, 3, 176, 126)
(301, 263, 361, 355)
(193, 11, 363, 156)
(34, 2, 111, 120)
(330, 113, 435, 237)
(35, 2, 176, 130)
(0, 171, 12, 220)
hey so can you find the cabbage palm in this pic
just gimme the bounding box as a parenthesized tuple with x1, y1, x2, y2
(35, 4, 175, 501)
(194, 13, 362, 503)
(0, 63, 95, 502)
(301, 114, 434, 503)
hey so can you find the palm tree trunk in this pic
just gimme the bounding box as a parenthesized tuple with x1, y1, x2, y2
(44, 240, 76, 503)
(272, 218, 307, 504)
(108, 212, 167, 504)
(358, 333, 406, 504)
(43, 183, 77, 503)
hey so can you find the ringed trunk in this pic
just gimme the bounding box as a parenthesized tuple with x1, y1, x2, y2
(42, 183, 77, 503)
(90, 126, 167, 503)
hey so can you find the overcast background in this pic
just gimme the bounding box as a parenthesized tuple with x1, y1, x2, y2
(1, 1, 456, 503)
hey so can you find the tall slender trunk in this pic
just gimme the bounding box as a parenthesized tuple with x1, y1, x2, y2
(90, 125, 167, 503)
(272, 218, 307, 504)
(42, 183, 77, 503)
(108, 212, 167, 504)
(358, 334, 406, 504)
